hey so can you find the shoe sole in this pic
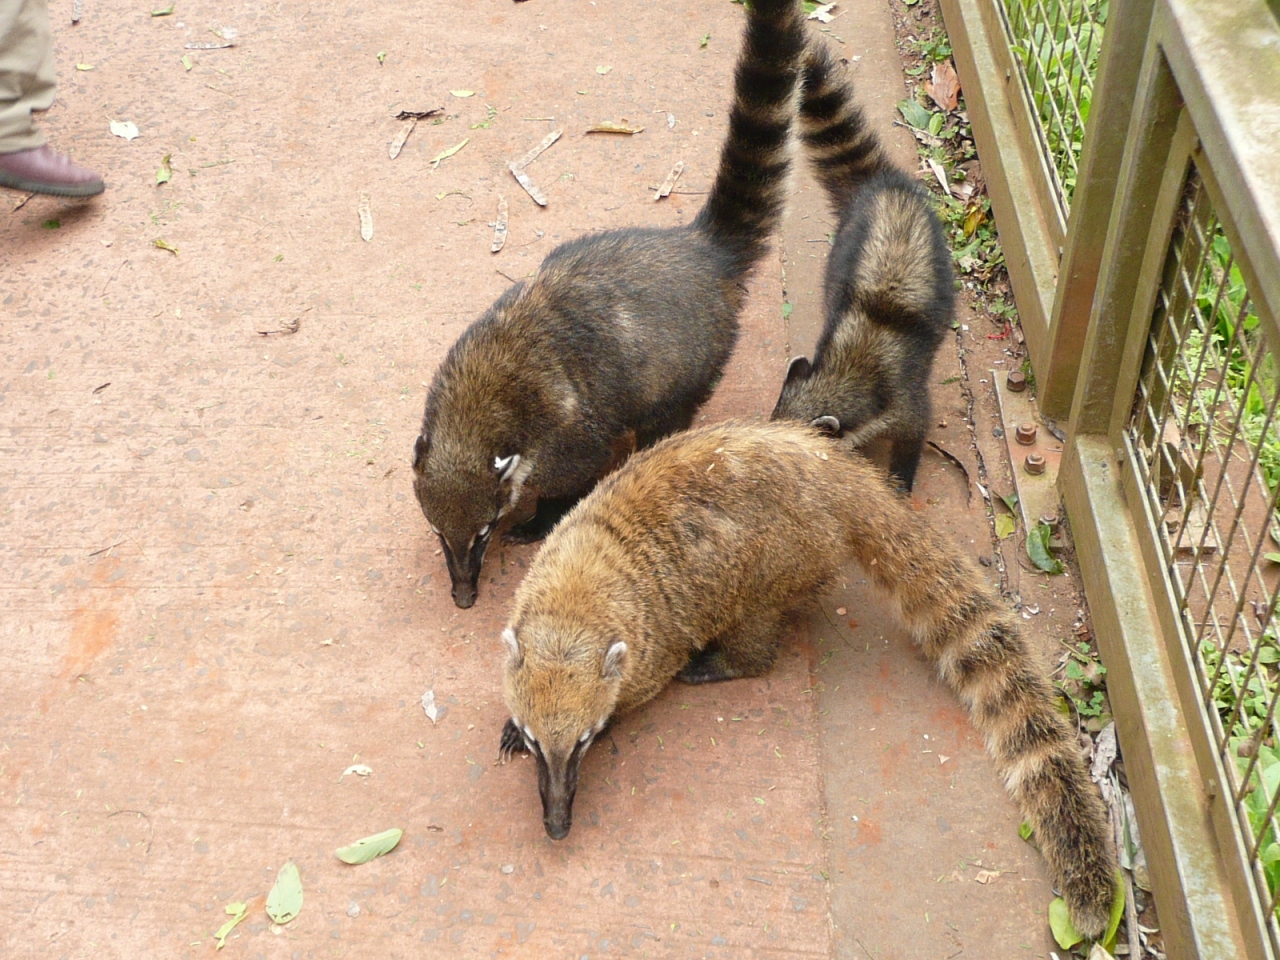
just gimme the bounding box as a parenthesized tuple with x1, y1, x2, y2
(0, 171, 106, 198)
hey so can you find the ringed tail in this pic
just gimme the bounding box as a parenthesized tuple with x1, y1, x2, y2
(798, 41, 893, 211)
(692, 0, 807, 276)
(848, 496, 1118, 938)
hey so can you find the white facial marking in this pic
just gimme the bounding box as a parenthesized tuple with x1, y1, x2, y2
(478, 523, 491, 538)
(579, 730, 592, 744)
(522, 724, 536, 743)
(429, 523, 441, 536)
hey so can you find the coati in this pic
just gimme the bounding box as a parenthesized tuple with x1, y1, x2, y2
(771, 40, 955, 493)
(498, 420, 1116, 938)
(412, 0, 808, 608)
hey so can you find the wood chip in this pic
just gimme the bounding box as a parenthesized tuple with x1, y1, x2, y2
(358, 193, 373, 242)
(511, 129, 562, 172)
(491, 196, 509, 253)
(653, 160, 684, 201)
(389, 118, 416, 159)
(509, 164, 547, 206)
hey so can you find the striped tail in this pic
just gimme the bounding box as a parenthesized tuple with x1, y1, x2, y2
(798, 40, 893, 213)
(848, 497, 1117, 938)
(692, 0, 807, 276)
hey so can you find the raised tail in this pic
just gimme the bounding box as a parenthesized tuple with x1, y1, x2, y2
(798, 40, 893, 212)
(845, 491, 1117, 938)
(692, 0, 807, 276)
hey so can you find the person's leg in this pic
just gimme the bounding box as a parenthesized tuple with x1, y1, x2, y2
(0, 0, 56, 152)
(0, 0, 104, 197)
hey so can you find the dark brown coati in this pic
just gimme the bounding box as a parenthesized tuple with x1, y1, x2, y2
(771, 41, 954, 493)
(498, 420, 1116, 938)
(412, 0, 808, 609)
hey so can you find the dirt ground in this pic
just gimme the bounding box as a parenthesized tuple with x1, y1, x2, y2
(2, 1, 1096, 958)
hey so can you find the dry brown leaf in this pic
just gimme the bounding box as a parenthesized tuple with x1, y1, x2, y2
(388, 119, 416, 160)
(586, 121, 644, 135)
(491, 196, 509, 253)
(653, 160, 684, 201)
(926, 60, 961, 113)
(974, 869, 1002, 884)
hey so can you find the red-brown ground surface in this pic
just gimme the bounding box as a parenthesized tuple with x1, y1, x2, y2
(3, 1, 1088, 957)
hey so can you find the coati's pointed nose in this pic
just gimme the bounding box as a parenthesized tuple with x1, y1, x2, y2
(452, 585, 477, 608)
(544, 819, 571, 841)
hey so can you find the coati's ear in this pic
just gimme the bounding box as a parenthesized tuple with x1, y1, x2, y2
(785, 356, 811, 384)
(811, 415, 841, 436)
(412, 434, 430, 470)
(501, 626, 523, 667)
(601, 641, 628, 680)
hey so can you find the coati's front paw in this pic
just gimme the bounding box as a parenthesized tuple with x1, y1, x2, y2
(503, 518, 552, 545)
(497, 718, 530, 762)
(676, 648, 736, 685)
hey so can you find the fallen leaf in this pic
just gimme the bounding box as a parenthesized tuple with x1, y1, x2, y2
(596, 65, 612, 74)
(1049, 897, 1083, 949)
(807, 2, 837, 22)
(450, 89, 475, 98)
(994, 513, 1016, 539)
(510, 164, 547, 206)
(110, 119, 140, 140)
(358, 193, 373, 241)
(151, 5, 175, 16)
(76, 63, 94, 71)
(422, 689, 440, 724)
(213, 901, 248, 950)
(586, 121, 644, 135)
(926, 60, 961, 112)
(896, 99, 932, 132)
(1018, 821, 1034, 841)
(937, 754, 950, 764)
(1266, 552, 1280, 564)
(699, 33, 710, 48)
(1027, 521, 1064, 574)
(376, 51, 386, 64)
(429, 137, 470, 168)
(156, 153, 173, 185)
(927, 157, 951, 196)
(395, 107, 443, 121)
(335, 827, 404, 865)
(963, 204, 986, 238)
(341, 763, 373, 779)
(153, 238, 179, 255)
(180, 54, 193, 70)
(974, 869, 1001, 884)
(265, 862, 303, 925)
(1089, 944, 1118, 960)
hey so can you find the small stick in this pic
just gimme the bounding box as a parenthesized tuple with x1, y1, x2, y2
(491, 196, 509, 253)
(926, 440, 973, 504)
(653, 160, 684, 201)
(358, 194, 373, 241)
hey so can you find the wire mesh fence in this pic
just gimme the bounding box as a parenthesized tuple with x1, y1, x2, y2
(1127, 166, 1280, 943)
(1001, 0, 1108, 205)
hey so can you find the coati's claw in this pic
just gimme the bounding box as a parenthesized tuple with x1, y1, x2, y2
(498, 718, 529, 761)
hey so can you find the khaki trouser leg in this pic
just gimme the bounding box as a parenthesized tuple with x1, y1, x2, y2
(0, 0, 55, 152)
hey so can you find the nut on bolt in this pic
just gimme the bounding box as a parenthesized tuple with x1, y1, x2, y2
(1015, 422, 1038, 445)
(1007, 370, 1028, 392)
(1039, 513, 1059, 531)
(1024, 453, 1046, 475)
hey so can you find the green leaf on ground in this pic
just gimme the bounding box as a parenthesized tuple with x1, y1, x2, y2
(156, 153, 173, 185)
(76, 63, 94, 71)
(1266, 552, 1280, 564)
(995, 513, 1016, 539)
(213, 901, 248, 950)
(999, 491, 1019, 513)
(153, 238, 179, 255)
(180, 54, 193, 70)
(450, 90, 475, 98)
(1048, 897, 1084, 950)
(781, 301, 794, 320)
(897, 99, 933, 131)
(265, 862, 303, 925)
(429, 138, 470, 168)
(596, 65, 612, 74)
(151, 5, 175, 16)
(336, 827, 404, 865)
(927, 111, 944, 136)
(1018, 821, 1033, 841)
(1103, 870, 1126, 952)
(376, 51, 387, 64)
(1027, 521, 1064, 574)
(700, 33, 710, 48)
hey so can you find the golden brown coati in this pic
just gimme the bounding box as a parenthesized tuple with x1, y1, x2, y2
(413, 0, 808, 608)
(498, 420, 1116, 938)
(771, 41, 954, 492)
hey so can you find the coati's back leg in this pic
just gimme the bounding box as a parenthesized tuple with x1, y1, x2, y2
(677, 615, 785, 684)
(504, 495, 580, 544)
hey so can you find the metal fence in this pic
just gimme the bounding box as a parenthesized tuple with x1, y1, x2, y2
(943, 0, 1280, 957)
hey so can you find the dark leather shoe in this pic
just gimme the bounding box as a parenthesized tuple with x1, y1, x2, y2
(0, 144, 105, 197)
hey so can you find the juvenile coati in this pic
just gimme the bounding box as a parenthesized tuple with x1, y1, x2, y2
(771, 41, 954, 492)
(498, 420, 1116, 938)
(413, 0, 808, 608)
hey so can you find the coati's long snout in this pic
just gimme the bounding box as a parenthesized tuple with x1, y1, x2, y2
(499, 718, 588, 839)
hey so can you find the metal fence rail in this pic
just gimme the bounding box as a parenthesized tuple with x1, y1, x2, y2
(944, 0, 1280, 957)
